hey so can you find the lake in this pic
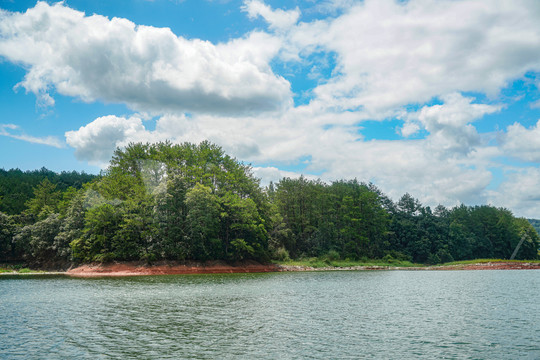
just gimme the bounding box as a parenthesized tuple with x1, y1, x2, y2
(1, 270, 539, 359)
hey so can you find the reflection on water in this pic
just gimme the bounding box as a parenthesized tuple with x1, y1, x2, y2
(1, 271, 539, 359)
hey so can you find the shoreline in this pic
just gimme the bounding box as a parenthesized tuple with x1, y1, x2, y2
(279, 262, 540, 272)
(2, 261, 540, 277)
(66, 260, 280, 277)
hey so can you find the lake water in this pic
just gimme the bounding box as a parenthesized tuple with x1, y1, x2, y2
(1, 270, 539, 359)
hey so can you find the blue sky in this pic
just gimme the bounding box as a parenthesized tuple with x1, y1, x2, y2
(1, 0, 540, 217)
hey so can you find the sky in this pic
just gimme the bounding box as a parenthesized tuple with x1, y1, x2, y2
(1, 0, 540, 217)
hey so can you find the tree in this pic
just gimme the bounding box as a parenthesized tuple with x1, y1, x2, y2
(513, 218, 540, 260)
(220, 191, 267, 261)
(154, 173, 189, 260)
(0, 168, 96, 215)
(13, 214, 63, 267)
(54, 189, 86, 262)
(113, 195, 156, 261)
(0, 212, 15, 262)
(185, 184, 222, 260)
(25, 178, 61, 221)
(273, 176, 322, 257)
(397, 193, 421, 216)
(71, 203, 123, 262)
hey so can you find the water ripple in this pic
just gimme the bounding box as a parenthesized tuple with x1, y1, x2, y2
(1, 271, 539, 359)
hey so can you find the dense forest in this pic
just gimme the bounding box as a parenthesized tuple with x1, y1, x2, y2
(0, 168, 97, 215)
(0, 141, 538, 268)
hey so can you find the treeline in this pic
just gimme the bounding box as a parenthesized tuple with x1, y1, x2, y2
(0, 141, 538, 268)
(0, 167, 97, 215)
(268, 178, 539, 263)
(528, 219, 540, 236)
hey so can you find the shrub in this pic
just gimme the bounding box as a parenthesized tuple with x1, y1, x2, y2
(384, 250, 412, 262)
(325, 250, 340, 261)
(426, 253, 441, 265)
(437, 248, 454, 263)
(274, 247, 290, 261)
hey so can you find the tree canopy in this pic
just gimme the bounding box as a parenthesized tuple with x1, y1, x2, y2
(0, 141, 538, 268)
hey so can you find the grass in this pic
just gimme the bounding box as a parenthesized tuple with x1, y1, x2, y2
(441, 258, 540, 266)
(274, 258, 421, 268)
(275, 257, 540, 269)
(0, 265, 49, 274)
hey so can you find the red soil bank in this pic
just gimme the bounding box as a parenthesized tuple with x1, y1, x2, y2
(67, 260, 280, 277)
(66, 261, 540, 277)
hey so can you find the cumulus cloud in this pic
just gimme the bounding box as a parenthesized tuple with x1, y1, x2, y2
(6, 0, 539, 216)
(403, 93, 502, 155)
(0, 2, 291, 115)
(242, 0, 300, 31)
(65, 115, 155, 166)
(486, 168, 540, 218)
(501, 120, 540, 162)
(0, 123, 64, 148)
(287, 0, 540, 114)
(252, 166, 317, 186)
(66, 109, 497, 209)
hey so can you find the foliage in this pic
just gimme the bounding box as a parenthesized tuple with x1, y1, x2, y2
(0, 212, 16, 262)
(1, 141, 538, 268)
(0, 167, 96, 215)
(13, 213, 64, 267)
(272, 178, 389, 260)
(527, 219, 540, 235)
(70, 141, 270, 263)
(442, 258, 540, 265)
(275, 257, 419, 268)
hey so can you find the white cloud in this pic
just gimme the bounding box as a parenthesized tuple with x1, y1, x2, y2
(311, 0, 357, 15)
(501, 120, 540, 162)
(486, 168, 540, 218)
(403, 93, 502, 155)
(0, 123, 64, 148)
(242, 0, 300, 31)
(287, 0, 540, 114)
(65, 115, 156, 166)
(0, 2, 292, 115)
(6, 0, 539, 217)
(399, 122, 421, 138)
(66, 109, 497, 209)
(418, 93, 501, 131)
(252, 166, 317, 186)
(531, 99, 540, 109)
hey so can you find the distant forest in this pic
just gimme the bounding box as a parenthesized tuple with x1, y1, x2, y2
(0, 141, 538, 268)
(527, 219, 540, 236)
(0, 168, 97, 215)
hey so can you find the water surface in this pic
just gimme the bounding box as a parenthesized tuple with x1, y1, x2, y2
(1, 270, 539, 359)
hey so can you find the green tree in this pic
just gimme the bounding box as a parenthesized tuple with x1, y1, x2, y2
(221, 191, 268, 261)
(13, 214, 63, 267)
(0, 212, 15, 262)
(71, 203, 122, 262)
(54, 190, 86, 262)
(447, 204, 474, 260)
(113, 195, 156, 261)
(513, 218, 540, 260)
(0, 168, 96, 215)
(25, 178, 61, 221)
(185, 184, 222, 260)
(154, 173, 189, 260)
